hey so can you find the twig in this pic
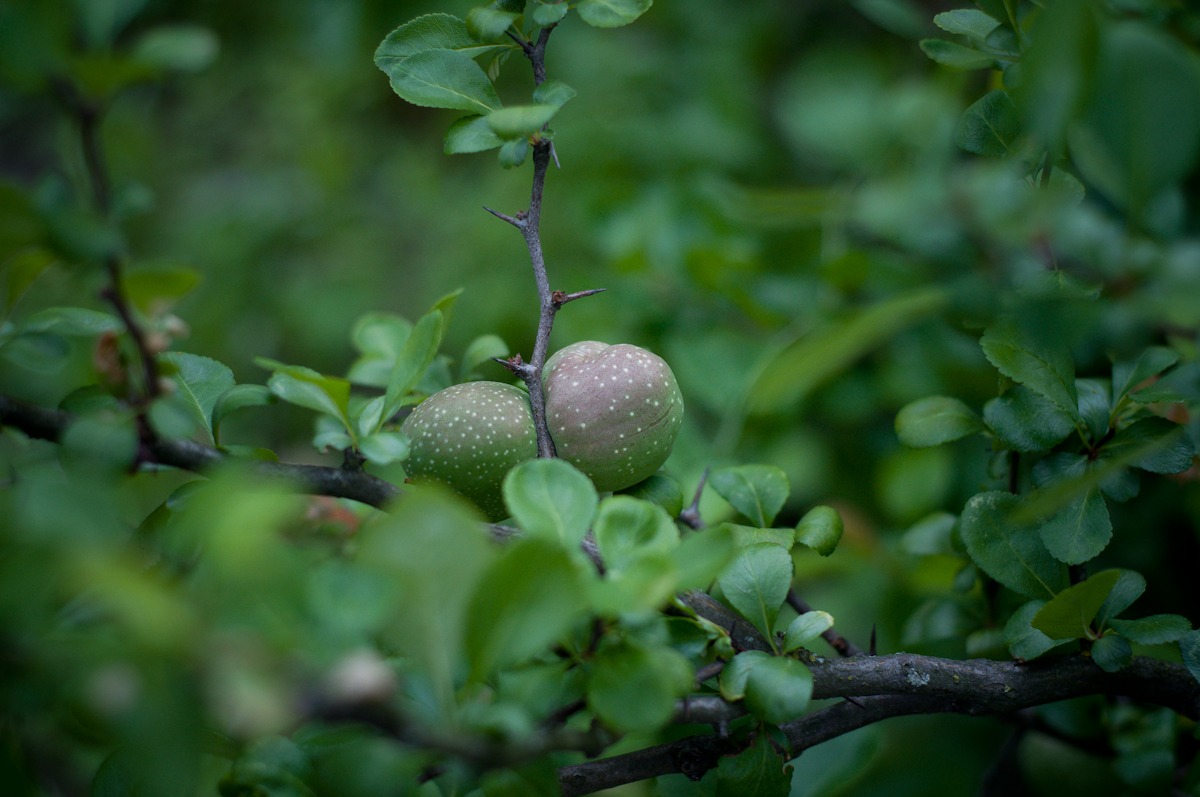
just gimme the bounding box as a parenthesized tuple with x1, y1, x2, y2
(679, 467, 709, 530)
(0, 394, 400, 508)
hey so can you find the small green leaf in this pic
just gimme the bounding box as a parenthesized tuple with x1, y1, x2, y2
(503, 458, 598, 547)
(1091, 633, 1132, 673)
(575, 0, 652, 28)
(382, 48, 502, 113)
(466, 7, 519, 40)
(919, 38, 997, 69)
(358, 431, 410, 466)
(25, 306, 121, 336)
(715, 732, 792, 797)
(933, 9, 1001, 42)
(616, 473, 684, 518)
(533, 79, 576, 107)
(960, 491, 1065, 599)
(592, 495, 677, 571)
(956, 90, 1020, 157)
(383, 309, 443, 419)
(1006, 600, 1067, 661)
(131, 25, 218, 73)
(1038, 485, 1112, 565)
(459, 333, 509, 379)
(445, 115, 504, 154)
(980, 317, 1081, 422)
(122, 266, 201, 314)
(1108, 615, 1191, 645)
(587, 642, 692, 733)
(532, 2, 569, 26)
(374, 14, 492, 62)
(1113, 347, 1180, 400)
(499, 137, 529, 168)
(486, 104, 560, 139)
(1095, 569, 1146, 629)
(260, 360, 352, 429)
(716, 543, 793, 643)
(465, 538, 588, 679)
(1179, 630, 1200, 684)
(794, 505, 843, 556)
(983, 385, 1078, 452)
(159, 352, 235, 444)
(1104, 416, 1195, 475)
(1075, 378, 1111, 443)
(783, 611, 834, 653)
(726, 523, 795, 549)
(710, 464, 789, 527)
(1032, 569, 1120, 640)
(719, 650, 772, 701)
(744, 655, 813, 724)
(895, 395, 984, 448)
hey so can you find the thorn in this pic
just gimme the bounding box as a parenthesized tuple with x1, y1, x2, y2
(869, 625, 877, 656)
(483, 205, 524, 228)
(679, 467, 710, 530)
(845, 697, 867, 709)
(552, 288, 606, 307)
(550, 142, 561, 169)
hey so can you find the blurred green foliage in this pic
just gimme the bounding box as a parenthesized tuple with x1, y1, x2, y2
(3, 0, 1200, 794)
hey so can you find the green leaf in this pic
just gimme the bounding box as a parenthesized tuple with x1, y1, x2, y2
(589, 551, 678, 615)
(1179, 630, 1200, 684)
(122, 266, 201, 314)
(374, 14, 494, 62)
(25, 306, 122, 335)
(1038, 487, 1111, 565)
(957, 90, 1020, 157)
(465, 539, 588, 679)
(358, 431, 410, 466)
(716, 543, 793, 643)
(617, 473, 684, 518)
(1012, 0, 1098, 152)
(383, 309, 444, 419)
(62, 411, 138, 469)
(159, 352, 235, 444)
(980, 317, 1081, 421)
(533, 79, 576, 107)
(466, 7, 520, 40)
(131, 25, 218, 73)
(933, 9, 1001, 42)
(983, 385, 1077, 452)
(381, 48, 502, 113)
(592, 495, 677, 571)
(1113, 347, 1180, 400)
(445, 114, 505, 154)
(503, 458, 598, 547)
(1031, 569, 1120, 640)
(1075, 379, 1111, 444)
(460, 333, 509, 379)
(348, 312, 412, 387)
(919, 38, 996, 69)
(1108, 615, 1191, 645)
(587, 642, 692, 733)
(744, 655, 813, 724)
(1006, 600, 1067, 661)
(718, 650, 772, 701)
(895, 395, 984, 447)
(575, 0, 652, 28)
(794, 505, 843, 557)
(783, 611, 834, 653)
(498, 137, 529, 168)
(486, 104, 560, 139)
(1092, 633, 1132, 673)
(749, 289, 947, 414)
(672, 524, 736, 590)
(260, 360, 352, 429)
(726, 523, 795, 549)
(212, 384, 273, 444)
(715, 732, 792, 797)
(1104, 416, 1195, 475)
(710, 464, 789, 527)
(532, 2, 569, 26)
(1095, 569, 1146, 629)
(960, 491, 1064, 599)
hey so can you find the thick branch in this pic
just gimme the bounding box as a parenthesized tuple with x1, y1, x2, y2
(0, 394, 400, 508)
(559, 654, 1200, 795)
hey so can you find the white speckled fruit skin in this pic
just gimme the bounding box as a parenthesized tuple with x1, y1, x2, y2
(401, 381, 536, 520)
(543, 341, 683, 492)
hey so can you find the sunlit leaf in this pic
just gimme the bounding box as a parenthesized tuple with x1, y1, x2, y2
(503, 458, 597, 547)
(1032, 569, 1120, 640)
